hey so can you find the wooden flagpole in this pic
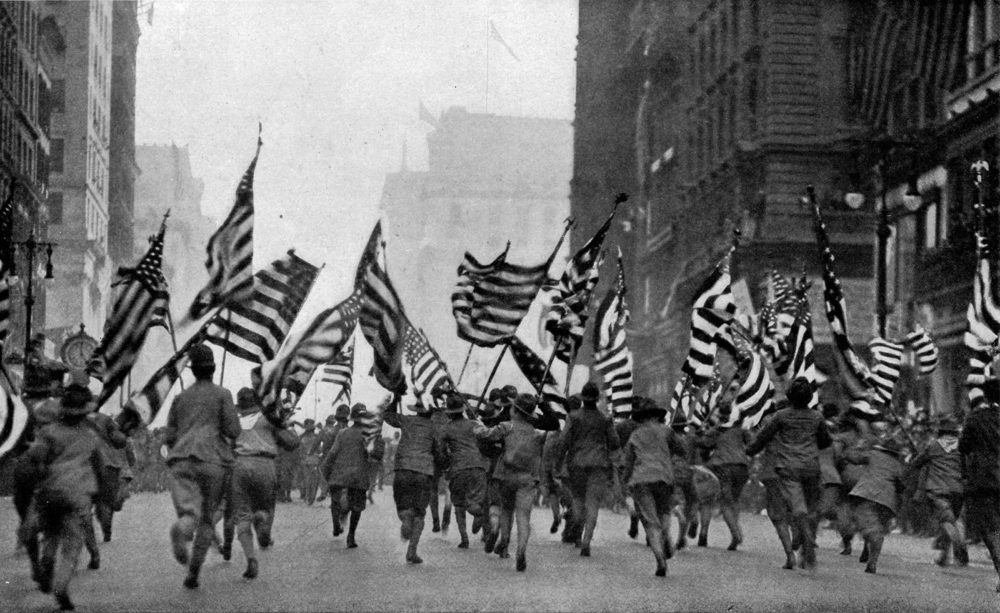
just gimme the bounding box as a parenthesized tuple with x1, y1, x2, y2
(218, 309, 233, 386)
(164, 304, 185, 391)
(455, 344, 474, 387)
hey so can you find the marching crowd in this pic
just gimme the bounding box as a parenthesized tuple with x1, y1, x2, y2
(9, 341, 1000, 610)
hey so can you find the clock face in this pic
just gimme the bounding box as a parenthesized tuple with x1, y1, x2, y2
(61, 336, 98, 369)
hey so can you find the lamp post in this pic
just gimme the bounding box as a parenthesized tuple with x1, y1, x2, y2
(11, 232, 56, 358)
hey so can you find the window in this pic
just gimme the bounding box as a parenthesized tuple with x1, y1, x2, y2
(965, 0, 1000, 83)
(50, 138, 64, 173)
(48, 191, 63, 224)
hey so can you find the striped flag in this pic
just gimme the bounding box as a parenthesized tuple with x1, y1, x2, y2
(403, 323, 452, 399)
(680, 250, 736, 387)
(119, 330, 207, 431)
(716, 323, 775, 429)
(507, 335, 566, 418)
(358, 397, 389, 453)
(668, 376, 695, 426)
(359, 260, 408, 394)
(452, 248, 553, 348)
(0, 275, 10, 346)
(867, 337, 904, 404)
(187, 137, 260, 320)
(88, 219, 169, 408)
(593, 249, 633, 417)
(964, 160, 998, 405)
(905, 326, 938, 376)
(756, 301, 785, 362)
(774, 298, 819, 407)
(204, 250, 320, 363)
(545, 207, 616, 362)
(0, 363, 29, 458)
(319, 336, 354, 402)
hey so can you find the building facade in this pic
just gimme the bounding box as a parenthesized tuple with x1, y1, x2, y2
(379, 107, 572, 393)
(574, 0, 877, 406)
(107, 0, 139, 273)
(1, 1, 53, 359)
(39, 0, 114, 342)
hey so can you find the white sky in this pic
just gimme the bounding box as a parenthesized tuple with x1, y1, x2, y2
(134, 0, 578, 423)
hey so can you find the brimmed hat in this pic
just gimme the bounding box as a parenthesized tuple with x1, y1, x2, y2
(633, 397, 666, 420)
(325, 414, 337, 425)
(787, 377, 813, 408)
(61, 369, 93, 414)
(444, 393, 468, 414)
(334, 404, 350, 420)
(302, 418, 316, 429)
(936, 415, 960, 434)
(350, 404, 368, 420)
(188, 343, 215, 368)
(499, 385, 518, 406)
(513, 393, 537, 417)
(581, 382, 600, 402)
(236, 388, 258, 409)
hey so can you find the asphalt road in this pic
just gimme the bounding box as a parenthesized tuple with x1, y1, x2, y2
(2, 490, 1000, 612)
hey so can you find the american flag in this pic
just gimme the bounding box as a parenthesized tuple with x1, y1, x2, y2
(88, 218, 169, 409)
(0, 362, 29, 458)
(906, 326, 938, 376)
(205, 250, 320, 363)
(0, 275, 9, 346)
(680, 249, 736, 387)
(452, 244, 508, 346)
(545, 205, 616, 362)
(714, 323, 774, 429)
(965, 162, 1000, 407)
(257, 290, 363, 417)
(774, 298, 819, 407)
(403, 323, 452, 399)
(810, 195, 879, 417)
(187, 137, 260, 320)
(319, 335, 354, 402)
(668, 376, 695, 426)
(867, 337, 904, 404)
(119, 329, 207, 431)
(507, 335, 566, 418)
(359, 260, 408, 395)
(593, 249, 633, 417)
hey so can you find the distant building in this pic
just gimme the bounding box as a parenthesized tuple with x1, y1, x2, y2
(573, 0, 875, 406)
(1, 1, 53, 357)
(379, 107, 572, 392)
(40, 0, 115, 341)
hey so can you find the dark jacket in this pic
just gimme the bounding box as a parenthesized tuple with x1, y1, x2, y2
(88, 411, 128, 469)
(384, 407, 439, 477)
(560, 403, 620, 470)
(164, 380, 240, 466)
(441, 417, 490, 476)
(234, 411, 300, 458)
(747, 407, 831, 472)
(614, 418, 640, 466)
(910, 435, 962, 496)
(835, 429, 870, 489)
(848, 447, 905, 514)
(959, 404, 1000, 493)
(670, 430, 695, 483)
(321, 425, 371, 489)
(27, 419, 106, 508)
(700, 426, 752, 467)
(623, 422, 685, 487)
(474, 414, 547, 485)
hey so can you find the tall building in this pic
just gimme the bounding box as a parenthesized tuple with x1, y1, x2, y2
(1, 1, 53, 358)
(379, 107, 572, 392)
(39, 0, 114, 341)
(574, 0, 876, 405)
(107, 0, 139, 274)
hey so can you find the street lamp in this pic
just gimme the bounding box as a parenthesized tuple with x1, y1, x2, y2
(11, 232, 57, 358)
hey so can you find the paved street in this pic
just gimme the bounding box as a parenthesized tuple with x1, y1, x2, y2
(2, 490, 999, 612)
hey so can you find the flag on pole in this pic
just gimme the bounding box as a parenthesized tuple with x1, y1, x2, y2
(545, 206, 616, 362)
(359, 260, 408, 394)
(119, 330, 207, 430)
(0, 363, 29, 458)
(88, 218, 169, 408)
(867, 337, 904, 404)
(403, 323, 452, 399)
(668, 376, 695, 426)
(507, 335, 566, 418)
(715, 323, 775, 429)
(593, 249, 633, 417)
(204, 250, 320, 363)
(905, 326, 938, 375)
(187, 135, 261, 320)
(489, 20, 520, 61)
(774, 298, 819, 407)
(680, 249, 736, 387)
(319, 335, 355, 402)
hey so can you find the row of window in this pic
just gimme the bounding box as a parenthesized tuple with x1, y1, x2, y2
(0, 29, 39, 122)
(691, 0, 760, 87)
(87, 137, 107, 199)
(0, 98, 37, 179)
(966, 0, 1000, 84)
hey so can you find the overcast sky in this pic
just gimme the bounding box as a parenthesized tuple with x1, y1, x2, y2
(134, 0, 577, 419)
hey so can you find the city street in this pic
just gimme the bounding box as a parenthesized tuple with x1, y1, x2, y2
(2, 491, 999, 612)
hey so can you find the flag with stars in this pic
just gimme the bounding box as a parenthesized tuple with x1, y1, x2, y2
(508, 335, 566, 418)
(403, 322, 452, 399)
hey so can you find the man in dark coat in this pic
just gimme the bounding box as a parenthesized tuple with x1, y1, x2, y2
(910, 414, 966, 566)
(87, 409, 128, 545)
(163, 344, 241, 589)
(670, 413, 698, 551)
(474, 393, 560, 571)
(614, 403, 642, 540)
(959, 379, 1000, 592)
(23, 370, 106, 611)
(747, 377, 831, 569)
(846, 438, 905, 574)
(384, 397, 439, 564)
(441, 393, 489, 548)
(558, 382, 620, 557)
(225, 388, 299, 578)
(478, 389, 510, 551)
(697, 382, 753, 551)
(834, 413, 871, 555)
(297, 419, 321, 505)
(321, 404, 378, 548)
(314, 409, 348, 503)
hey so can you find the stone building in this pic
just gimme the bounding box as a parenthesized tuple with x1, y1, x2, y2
(573, 0, 877, 405)
(379, 107, 572, 393)
(107, 1, 139, 275)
